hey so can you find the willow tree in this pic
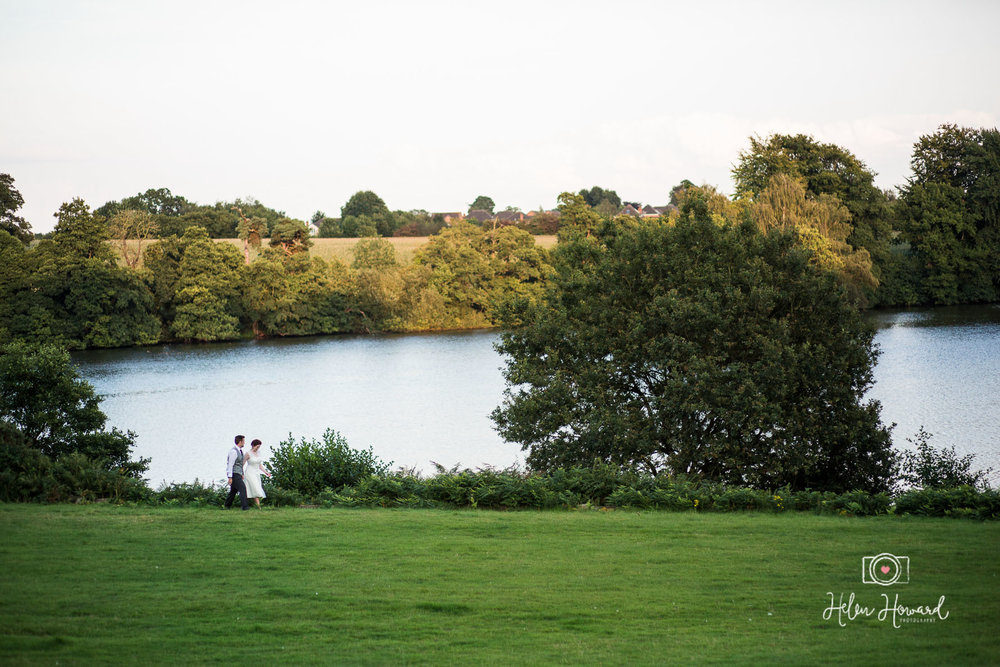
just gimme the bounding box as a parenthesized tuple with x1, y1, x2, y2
(750, 174, 876, 301)
(733, 133, 893, 301)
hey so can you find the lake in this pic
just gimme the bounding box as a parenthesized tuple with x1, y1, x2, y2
(72, 305, 1000, 488)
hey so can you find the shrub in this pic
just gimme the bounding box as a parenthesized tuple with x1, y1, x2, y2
(897, 427, 994, 491)
(894, 486, 1000, 519)
(268, 429, 390, 497)
(154, 480, 227, 506)
(0, 436, 150, 503)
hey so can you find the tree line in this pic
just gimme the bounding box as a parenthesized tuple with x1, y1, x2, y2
(1, 123, 998, 352)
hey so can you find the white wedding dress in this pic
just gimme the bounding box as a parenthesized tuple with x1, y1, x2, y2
(243, 452, 267, 499)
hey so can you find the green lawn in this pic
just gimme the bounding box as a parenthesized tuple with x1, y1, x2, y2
(1, 506, 997, 665)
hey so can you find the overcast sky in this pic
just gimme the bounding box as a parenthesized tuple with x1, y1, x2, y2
(3, 0, 998, 233)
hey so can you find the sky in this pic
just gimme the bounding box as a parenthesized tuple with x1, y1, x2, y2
(2, 0, 999, 233)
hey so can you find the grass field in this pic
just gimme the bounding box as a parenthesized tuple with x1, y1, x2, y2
(1, 506, 997, 665)
(115, 235, 559, 268)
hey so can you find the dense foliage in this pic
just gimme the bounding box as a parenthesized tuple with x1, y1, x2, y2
(732, 133, 894, 295)
(0, 341, 149, 501)
(1, 173, 32, 244)
(897, 427, 994, 491)
(4, 124, 996, 351)
(0, 217, 553, 347)
(268, 429, 391, 497)
(732, 128, 1000, 307)
(896, 125, 1000, 304)
(493, 210, 896, 493)
(9, 455, 996, 519)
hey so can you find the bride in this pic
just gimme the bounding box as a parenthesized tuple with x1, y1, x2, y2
(243, 439, 272, 508)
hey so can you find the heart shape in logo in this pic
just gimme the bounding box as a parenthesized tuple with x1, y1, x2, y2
(880, 565, 891, 574)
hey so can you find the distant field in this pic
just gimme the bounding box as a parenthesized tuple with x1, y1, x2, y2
(113, 235, 558, 267)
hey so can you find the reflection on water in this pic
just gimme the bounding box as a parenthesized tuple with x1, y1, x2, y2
(73, 306, 1000, 487)
(867, 303, 1000, 330)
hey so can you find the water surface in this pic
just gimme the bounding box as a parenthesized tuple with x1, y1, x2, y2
(73, 305, 1000, 487)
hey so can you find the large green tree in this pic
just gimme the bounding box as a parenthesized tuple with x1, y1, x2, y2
(143, 226, 243, 341)
(339, 191, 398, 236)
(241, 251, 352, 337)
(0, 340, 148, 475)
(341, 190, 390, 219)
(492, 215, 895, 493)
(469, 195, 496, 215)
(415, 221, 551, 326)
(578, 186, 621, 217)
(897, 124, 1000, 304)
(0, 173, 32, 243)
(1, 199, 161, 349)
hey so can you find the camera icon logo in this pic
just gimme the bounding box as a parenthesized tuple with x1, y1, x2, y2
(862, 553, 909, 586)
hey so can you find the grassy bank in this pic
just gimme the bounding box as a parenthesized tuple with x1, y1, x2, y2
(1, 506, 997, 665)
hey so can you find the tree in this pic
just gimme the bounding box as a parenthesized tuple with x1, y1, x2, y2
(108, 209, 160, 269)
(578, 186, 621, 211)
(492, 215, 895, 493)
(518, 210, 560, 235)
(342, 190, 390, 220)
(340, 215, 379, 238)
(232, 206, 265, 264)
(96, 187, 189, 218)
(144, 226, 244, 341)
(732, 133, 893, 301)
(898, 124, 1000, 304)
(351, 237, 398, 269)
(469, 195, 496, 215)
(0, 230, 31, 342)
(241, 251, 352, 337)
(672, 184, 742, 226)
(0, 340, 148, 474)
(268, 219, 314, 255)
(16, 199, 161, 349)
(0, 173, 32, 243)
(50, 198, 114, 261)
(414, 221, 551, 326)
(750, 174, 876, 301)
(555, 192, 602, 240)
(669, 179, 695, 207)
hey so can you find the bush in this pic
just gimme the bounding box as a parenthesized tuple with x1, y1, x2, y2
(895, 486, 1000, 519)
(897, 427, 993, 491)
(153, 480, 227, 507)
(0, 436, 150, 504)
(268, 429, 391, 497)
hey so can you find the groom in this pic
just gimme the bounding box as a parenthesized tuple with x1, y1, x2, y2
(224, 434, 249, 510)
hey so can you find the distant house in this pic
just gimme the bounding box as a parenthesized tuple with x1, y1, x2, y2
(437, 212, 464, 223)
(641, 205, 675, 218)
(616, 204, 675, 219)
(495, 210, 523, 225)
(466, 209, 492, 224)
(307, 221, 321, 236)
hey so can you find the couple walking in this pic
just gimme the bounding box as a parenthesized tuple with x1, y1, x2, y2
(224, 434, 272, 510)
